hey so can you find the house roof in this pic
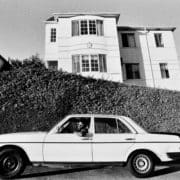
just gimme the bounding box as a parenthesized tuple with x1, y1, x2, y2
(117, 26, 176, 32)
(46, 12, 120, 23)
(45, 13, 176, 31)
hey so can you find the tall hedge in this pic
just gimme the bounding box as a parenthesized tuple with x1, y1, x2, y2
(1, 60, 180, 134)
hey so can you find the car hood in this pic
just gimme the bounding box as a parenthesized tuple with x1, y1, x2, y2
(0, 132, 48, 143)
(135, 132, 180, 142)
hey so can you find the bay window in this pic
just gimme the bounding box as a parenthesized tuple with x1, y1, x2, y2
(72, 54, 107, 73)
(72, 19, 104, 36)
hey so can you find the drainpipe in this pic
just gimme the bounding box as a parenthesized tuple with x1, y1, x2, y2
(144, 28, 156, 88)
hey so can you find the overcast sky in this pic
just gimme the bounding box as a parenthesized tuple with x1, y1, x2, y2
(0, 0, 180, 60)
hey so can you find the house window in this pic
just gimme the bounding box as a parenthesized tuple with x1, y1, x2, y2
(89, 20, 96, 35)
(125, 63, 140, 79)
(72, 54, 107, 73)
(160, 63, 170, 79)
(47, 61, 58, 70)
(50, 28, 56, 42)
(72, 20, 104, 36)
(121, 33, 136, 47)
(91, 55, 99, 71)
(80, 20, 88, 35)
(82, 55, 90, 72)
(154, 33, 164, 47)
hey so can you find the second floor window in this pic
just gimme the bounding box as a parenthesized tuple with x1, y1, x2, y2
(125, 63, 140, 79)
(50, 28, 56, 42)
(154, 33, 164, 47)
(72, 54, 107, 73)
(121, 33, 136, 48)
(72, 20, 104, 36)
(160, 63, 170, 79)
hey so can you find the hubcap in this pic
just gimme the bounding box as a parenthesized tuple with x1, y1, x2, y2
(133, 154, 151, 174)
(0, 154, 19, 174)
(3, 157, 17, 171)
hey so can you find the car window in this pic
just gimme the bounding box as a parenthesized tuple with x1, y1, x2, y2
(95, 118, 118, 134)
(95, 118, 131, 134)
(117, 119, 131, 133)
(59, 117, 90, 134)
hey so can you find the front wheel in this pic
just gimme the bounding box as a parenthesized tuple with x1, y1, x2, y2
(128, 152, 154, 178)
(0, 148, 25, 179)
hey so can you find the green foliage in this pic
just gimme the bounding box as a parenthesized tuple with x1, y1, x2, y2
(1, 59, 180, 134)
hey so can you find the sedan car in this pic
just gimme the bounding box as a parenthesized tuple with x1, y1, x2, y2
(0, 114, 180, 178)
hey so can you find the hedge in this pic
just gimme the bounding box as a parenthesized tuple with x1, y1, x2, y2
(1, 59, 180, 134)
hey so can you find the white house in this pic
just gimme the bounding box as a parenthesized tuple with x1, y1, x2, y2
(44, 13, 180, 91)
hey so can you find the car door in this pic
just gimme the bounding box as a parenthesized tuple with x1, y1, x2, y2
(92, 116, 135, 162)
(43, 116, 93, 162)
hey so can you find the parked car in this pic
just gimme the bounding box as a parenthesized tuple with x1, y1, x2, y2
(0, 114, 180, 178)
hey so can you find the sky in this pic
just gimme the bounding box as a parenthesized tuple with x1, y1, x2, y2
(0, 0, 180, 60)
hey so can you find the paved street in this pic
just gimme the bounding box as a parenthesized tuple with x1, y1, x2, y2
(14, 164, 180, 180)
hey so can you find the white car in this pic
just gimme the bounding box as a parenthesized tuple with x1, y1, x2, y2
(0, 114, 180, 178)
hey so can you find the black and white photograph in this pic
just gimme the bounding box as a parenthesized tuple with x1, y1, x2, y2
(1, 0, 180, 179)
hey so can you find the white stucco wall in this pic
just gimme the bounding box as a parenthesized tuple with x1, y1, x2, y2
(45, 15, 122, 82)
(119, 29, 180, 91)
(45, 14, 180, 91)
(45, 22, 59, 62)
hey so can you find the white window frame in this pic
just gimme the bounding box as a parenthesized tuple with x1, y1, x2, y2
(72, 54, 107, 73)
(50, 28, 56, 42)
(159, 63, 170, 79)
(72, 19, 103, 36)
(154, 33, 164, 47)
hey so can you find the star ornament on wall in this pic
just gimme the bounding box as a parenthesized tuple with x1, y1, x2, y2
(87, 42, 93, 48)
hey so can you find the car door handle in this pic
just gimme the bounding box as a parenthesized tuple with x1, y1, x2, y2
(81, 137, 92, 140)
(125, 138, 135, 141)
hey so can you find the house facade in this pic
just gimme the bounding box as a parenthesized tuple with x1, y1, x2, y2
(44, 13, 180, 91)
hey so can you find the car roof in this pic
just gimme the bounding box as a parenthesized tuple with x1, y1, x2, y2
(67, 114, 122, 118)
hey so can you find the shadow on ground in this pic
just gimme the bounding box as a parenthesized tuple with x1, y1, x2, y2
(16, 164, 180, 179)
(17, 165, 105, 179)
(149, 162, 180, 178)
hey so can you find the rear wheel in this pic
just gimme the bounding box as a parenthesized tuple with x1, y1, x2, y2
(0, 148, 26, 179)
(128, 152, 154, 178)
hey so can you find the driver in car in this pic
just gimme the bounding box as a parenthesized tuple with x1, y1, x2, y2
(76, 121, 89, 136)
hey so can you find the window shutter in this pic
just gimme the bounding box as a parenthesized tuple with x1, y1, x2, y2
(72, 21, 79, 36)
(72, 55, 80, 73)
(96, 20, 104, 36)
(99, 54, 107, 72)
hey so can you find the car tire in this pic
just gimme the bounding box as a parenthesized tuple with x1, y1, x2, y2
(0, 148, 26, 179)
(128, 152, 154, 178)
